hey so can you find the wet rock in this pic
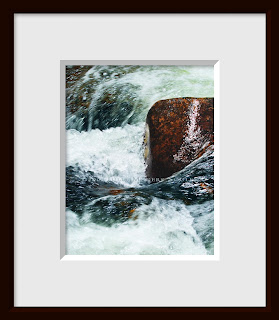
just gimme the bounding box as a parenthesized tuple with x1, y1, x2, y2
(66, 65, 92, 89)
(144, 97, 214, 179)
(66, 65, 144, 131)
(84, 194, 152, 227)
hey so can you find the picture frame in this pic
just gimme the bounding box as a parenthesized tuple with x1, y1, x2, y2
(5, 9, 271, 312)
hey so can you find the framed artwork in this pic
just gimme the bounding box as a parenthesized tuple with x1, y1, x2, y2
(6, 10, 271, 311)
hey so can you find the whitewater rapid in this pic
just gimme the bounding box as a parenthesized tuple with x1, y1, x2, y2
(65, 65, 214, 255)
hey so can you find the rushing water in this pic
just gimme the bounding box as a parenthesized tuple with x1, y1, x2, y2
(66, 65, 214, 255)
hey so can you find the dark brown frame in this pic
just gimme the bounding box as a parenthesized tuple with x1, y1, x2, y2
(4, 8, 272, 313)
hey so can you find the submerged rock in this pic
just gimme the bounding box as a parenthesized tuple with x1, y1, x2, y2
(66, 65, 145, 131)
(144, 97, 214, 179)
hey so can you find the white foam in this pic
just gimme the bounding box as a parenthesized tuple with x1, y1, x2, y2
(66, 198, 207, 255)
(79, 65, 214, 127)
(66, 123, 146, 187)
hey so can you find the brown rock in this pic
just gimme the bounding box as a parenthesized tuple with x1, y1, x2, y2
(144, 98, 214, 179)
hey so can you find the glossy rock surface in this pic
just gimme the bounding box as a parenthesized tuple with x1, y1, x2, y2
(144, 98, 214, 179)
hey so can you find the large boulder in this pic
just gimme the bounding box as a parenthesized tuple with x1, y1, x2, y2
(144, 98, 214, 179)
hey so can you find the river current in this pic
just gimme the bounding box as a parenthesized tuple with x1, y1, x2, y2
(65, 65, 214, 255)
